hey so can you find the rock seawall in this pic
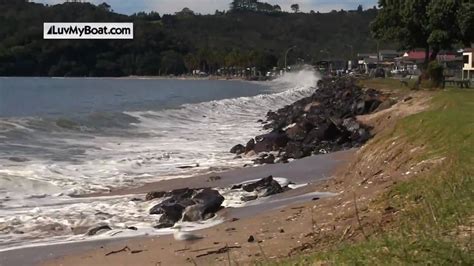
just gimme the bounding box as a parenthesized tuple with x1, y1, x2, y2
(231, 77, 392, 164)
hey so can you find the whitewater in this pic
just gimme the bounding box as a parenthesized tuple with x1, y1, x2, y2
(0, 70, 319, 249)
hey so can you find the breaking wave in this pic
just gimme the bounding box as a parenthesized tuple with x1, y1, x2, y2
(0, 68, 319, 248)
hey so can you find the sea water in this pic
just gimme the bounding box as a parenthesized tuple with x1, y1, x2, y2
(0, 70, 319, 249)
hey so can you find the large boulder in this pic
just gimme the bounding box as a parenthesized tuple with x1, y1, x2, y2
(242, 176, 283, 196)
(154, 203, 185, 228)
(192, 188, 224, 214)
(230, 144, 245, 154)
(253, 131, 289, 153)
(182, 189, 224, 222)
(245, 138, 256, 153)
(182, 204, 206, 222)
(285, 124, 307, 141)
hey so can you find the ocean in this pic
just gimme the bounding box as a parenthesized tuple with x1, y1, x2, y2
(0, 71, 318, 249)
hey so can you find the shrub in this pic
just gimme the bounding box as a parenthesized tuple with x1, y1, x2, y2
(427, 61, 444, 88)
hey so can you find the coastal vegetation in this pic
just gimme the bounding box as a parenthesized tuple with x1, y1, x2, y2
(275, 81, 474, 265)
(0, 0, 383, 76)
(372, 0, 473, 66)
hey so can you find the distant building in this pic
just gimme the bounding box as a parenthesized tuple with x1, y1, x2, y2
(462, 49, 473, 80)
(357, 53, 378, 73)
(378, 50, 400, 61)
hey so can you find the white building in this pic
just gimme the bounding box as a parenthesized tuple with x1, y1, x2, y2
(463, 49, 473, 80)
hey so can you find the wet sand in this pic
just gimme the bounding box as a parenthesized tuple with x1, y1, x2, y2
(94, 149, 354, 197)
(0, 150, 353, 266)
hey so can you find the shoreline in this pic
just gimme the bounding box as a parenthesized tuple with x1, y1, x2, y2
(0, 150, 354, 265)
(0, 75, 270, 81)
(35, 86, 432, 266)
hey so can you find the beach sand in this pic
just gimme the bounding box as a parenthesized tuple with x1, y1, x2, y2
(35, 90, 430, 266)
(0, 150, 353, 266)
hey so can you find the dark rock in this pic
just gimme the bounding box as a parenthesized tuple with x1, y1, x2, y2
(247, 235, 255, 243)
(230, 77, 388, 164)
(181, 189, 224, 222)
(285, 142, 311, 159)
(285, 124, 307, 141)
(207, 175, 222, 182)
(242, 176, 283, 197)
(253, 131, 289, 153)
(253, 154, 275, 164)
(230, 144, 245, 154)
(192, 188, 224, 214)
(127, 226, 138, 230)
(86, 224, 112, 236)
(240, 195, 258, 202)
(157, 204, 184, 225)
(154, 223, 175, 229)
(182, 204, 206, 222)
(145, 191, 167, 201)
(245, 138, 255, 153)
(167, 188, 195, 201)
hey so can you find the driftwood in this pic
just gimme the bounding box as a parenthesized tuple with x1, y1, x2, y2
(105, 246, 146, 256)
(196, 245, 241, 258)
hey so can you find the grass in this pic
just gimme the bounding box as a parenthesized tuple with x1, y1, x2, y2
(273, 85, 474, 265)
(357, 77, 463, 91)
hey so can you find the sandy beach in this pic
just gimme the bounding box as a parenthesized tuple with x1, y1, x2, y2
(36, 88, 433, 266)
(0, 82, 434, 266)
(0, 150, 353, 266)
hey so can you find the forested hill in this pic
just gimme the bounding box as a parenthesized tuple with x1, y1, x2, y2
(0, 0, 385, 77)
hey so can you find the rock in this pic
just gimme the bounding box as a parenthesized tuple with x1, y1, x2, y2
(192, 188, 224, 214)
(86, 224, 112, 236)
(242, 176, 283, 197)
(304, 101, 320, 112)
(181, 189, 223, 222)
(230, 77, 388, 163)
(247, 235, 255, 243)
(284, 141, 310, 159)
(182, 204, 206, 222)
(157, 204, 184, 225)
(253, 131, 289, 153)
(207, 175, 222, 182)
(253, 154, 275, 164)
(154, 223, 175, 229)
(230, 144, 245, 154)
(167, 188, 195, 201)
(245, 138, 255, 153)
(285, 123, 307, 141)
(240, 195, 258, 202)
(150, 200, 185, 215)
(145, 191, 167, 201)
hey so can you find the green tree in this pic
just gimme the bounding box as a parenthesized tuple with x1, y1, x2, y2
(372, 0, 467, 67)
(291, 4, 299, 13)
(457, 2, 474, 47)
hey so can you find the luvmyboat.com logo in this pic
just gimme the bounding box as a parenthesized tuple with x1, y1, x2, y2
(44, 23, 133, 39)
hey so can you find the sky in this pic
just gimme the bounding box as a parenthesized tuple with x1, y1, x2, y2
(33, 0, 378, 15)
